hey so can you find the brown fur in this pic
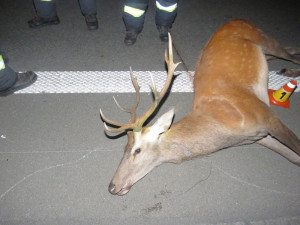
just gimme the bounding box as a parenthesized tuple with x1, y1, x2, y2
(160, 20, 300, 165)
(106, 20, 300, 195)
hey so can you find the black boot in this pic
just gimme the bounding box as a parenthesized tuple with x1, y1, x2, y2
(0, 71, 37, 96)
(84, 14, 98, 30)
(124, 30, 139, 46)
(28, 15, 60, 28)
(157, 25, 170, 42)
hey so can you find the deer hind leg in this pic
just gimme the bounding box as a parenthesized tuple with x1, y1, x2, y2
(257, 135, 300, 166)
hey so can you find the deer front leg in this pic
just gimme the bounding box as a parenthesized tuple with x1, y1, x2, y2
(278, 68, 300, 77)
(266, 45, 300, 76)
(284, 46, 300, 55)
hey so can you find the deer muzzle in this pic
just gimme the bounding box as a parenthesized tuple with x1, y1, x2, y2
(108, 182, 131, 196)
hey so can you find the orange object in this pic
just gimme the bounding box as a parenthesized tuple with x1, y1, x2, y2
(268, 80, 297, 108)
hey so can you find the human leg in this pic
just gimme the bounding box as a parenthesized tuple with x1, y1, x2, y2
(0, 55, 37, 97)
(78, 0, 98, 30)
(28, 0, 60, 28)
(123, 0, 149, 45)
(0, 55, 17, 92)
(155, 0, 177, 41)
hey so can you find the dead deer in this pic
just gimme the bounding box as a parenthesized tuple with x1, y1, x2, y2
(100, 19, 300, 196)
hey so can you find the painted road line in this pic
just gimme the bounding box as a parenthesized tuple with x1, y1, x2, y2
(16, 71, 300, 94)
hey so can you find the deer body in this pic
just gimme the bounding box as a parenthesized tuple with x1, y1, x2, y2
(101, 20, 300, 196)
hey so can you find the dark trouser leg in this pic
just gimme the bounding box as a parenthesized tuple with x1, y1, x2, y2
(29, 0, 60, 28)
(122, 0, 148, 32)
(78, 0, 97, 15)
(0, 55, 37, 96)
(0, 56, 17, 92)
(155, 0, 177, 42)
(33, 0, 57, 18)
(155, 0, 177, 27)
(79, 0, 98, 30)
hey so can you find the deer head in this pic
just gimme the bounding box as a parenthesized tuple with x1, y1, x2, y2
(100, 34, 180, 195)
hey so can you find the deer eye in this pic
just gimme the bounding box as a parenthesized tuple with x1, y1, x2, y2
(135, 148, 141, 154)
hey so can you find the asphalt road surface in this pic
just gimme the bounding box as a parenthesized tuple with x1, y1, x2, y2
(0, 0, 300, 224)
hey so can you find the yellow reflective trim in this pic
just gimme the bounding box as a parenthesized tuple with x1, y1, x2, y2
(0, 55, 5, 70)
(124, 5, 145, 17)
(156, 1, 177, 12)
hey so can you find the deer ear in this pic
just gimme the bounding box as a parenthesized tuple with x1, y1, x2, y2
(151, 108, 175, 135)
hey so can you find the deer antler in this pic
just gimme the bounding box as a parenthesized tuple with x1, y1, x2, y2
(100, 67, 140, 133)
(100, 33, 181, 133)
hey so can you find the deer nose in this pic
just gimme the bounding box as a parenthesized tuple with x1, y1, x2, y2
(108, 182, 116, 194)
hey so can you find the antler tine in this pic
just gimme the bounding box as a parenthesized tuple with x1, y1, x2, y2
(100, 107, 138, 133)
(134, 33, 181, 129)
(100, 109, 129, 127)
(149, 72, 159, 100)
(161, 33, 181, 99)
(129, 67, 140, 123)
(113, 96, 130, 112)
(111, 67, 140, 116)
(103, 122, 135, 133)
(100, 67, 141, 133)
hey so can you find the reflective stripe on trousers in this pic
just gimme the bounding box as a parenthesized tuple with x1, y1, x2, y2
(124, 5, 145, 17)
(156, 1, 177, 12)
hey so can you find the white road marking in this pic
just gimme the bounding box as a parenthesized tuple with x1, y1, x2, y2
(16, 71, 299, 94)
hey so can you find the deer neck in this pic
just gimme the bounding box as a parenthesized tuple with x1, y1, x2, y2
(158, 113, 219, 164)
